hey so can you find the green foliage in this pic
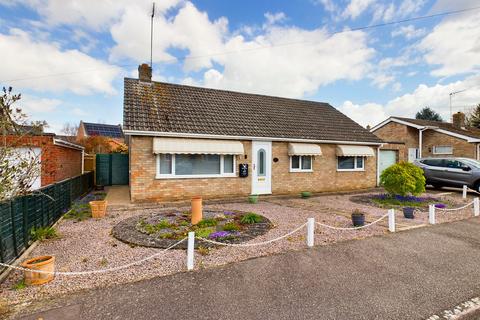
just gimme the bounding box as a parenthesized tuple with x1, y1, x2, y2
(240, 212, 263, 224)
(196, 227, 215, 238)
(64, 203, 91, 221)
(466, 104, 480, 128)
(415, 107, 442, 121)
(197, 218, 218, 228)
(248, 195, 259, 204)
(30, 226, 58, 242)
(139, 219, 172, 235)
(301, 191, 312, 198)
(380, 162, 426, 196)
(371, 197, 424, 208)
(223, 222, 240, 231)
(11, 279, 26, 290)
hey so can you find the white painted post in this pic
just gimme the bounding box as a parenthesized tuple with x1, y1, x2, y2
(388, 209, 395, 233)
(463, 185, 468, 199)
(307, 218, 315, 247)
(187, 231, 195, 271)
(429, 204, 436, 225)
(474, 198, 480, 217)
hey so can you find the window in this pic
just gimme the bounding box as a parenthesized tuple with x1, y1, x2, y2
(421, 159, 444, 167)
(433, 146, 453, 155)
(156, 154, 235, 178)
(258, 149, 266, 176)
(337, 156, 365, 171)
(290, 155, 313, 172)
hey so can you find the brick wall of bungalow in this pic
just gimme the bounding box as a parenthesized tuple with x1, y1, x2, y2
(129, 136, 378, 202)
(373, 121, 478, 161)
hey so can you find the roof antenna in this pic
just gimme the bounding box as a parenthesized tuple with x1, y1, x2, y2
(150, 2, 155, 68)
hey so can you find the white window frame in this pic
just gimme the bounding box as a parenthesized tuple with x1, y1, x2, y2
(156, 154, 236, 179)
(433, 145, 453, 155)
(337, 156, 365, 172)
(289, 155, 313, 172)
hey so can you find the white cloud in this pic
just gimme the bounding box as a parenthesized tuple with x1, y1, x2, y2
(314, 0, 338, 13)
(0, 29, 120, 95)
(373, 0, 425, 22)
(264, 12, 286, 25)
(71, 107, 88, 116)
(392, 25, 427, 40)
(342, 0, 376, 20)
(12, 0, 181, 31)
(20, 95, 62, 114)
(341, 74, 480, 127)
(418, 11, 480, 77)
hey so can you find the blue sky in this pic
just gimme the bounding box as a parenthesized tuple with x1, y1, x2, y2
(0, 0, 479, 133)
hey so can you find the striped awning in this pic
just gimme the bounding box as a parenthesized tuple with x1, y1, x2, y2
(336, 145, 375, 157)
(288, 143, 322, 156)
(153, 138, 244, 155)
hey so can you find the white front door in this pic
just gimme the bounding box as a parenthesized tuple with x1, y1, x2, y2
(408, 148, 419, 162)
(251, 141, 272, 195)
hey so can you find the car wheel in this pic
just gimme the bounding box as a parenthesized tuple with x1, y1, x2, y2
(474, 182, 480, 192)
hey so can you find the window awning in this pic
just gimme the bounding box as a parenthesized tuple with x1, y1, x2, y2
(288, 143, 322, 156)
(153, 138, 244, 155)
(336, 145, 375, 157)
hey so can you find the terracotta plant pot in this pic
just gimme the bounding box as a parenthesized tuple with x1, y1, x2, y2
(90, 200, 107, 218)
(191, 196, 203, 225)
(21, 255, 55, 285)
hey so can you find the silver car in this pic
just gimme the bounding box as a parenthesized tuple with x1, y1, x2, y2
(414, 157, 480, 191)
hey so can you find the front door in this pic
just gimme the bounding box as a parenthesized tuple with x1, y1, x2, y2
(251, 141, 272, 195)
(408, 148, 418, 162)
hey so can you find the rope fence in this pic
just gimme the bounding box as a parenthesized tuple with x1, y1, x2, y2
(1, 194, 479, 276)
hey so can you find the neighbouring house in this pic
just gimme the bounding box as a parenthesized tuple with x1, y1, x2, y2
(4, 132, 84, 189)
(371, 112, 480, 172)
(76, 120, 125, 150)
(123, 64, 383, 202)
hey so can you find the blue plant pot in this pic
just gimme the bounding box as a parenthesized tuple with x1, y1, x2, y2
(351, 213, 365, 227)
(403, 207, 415, 219)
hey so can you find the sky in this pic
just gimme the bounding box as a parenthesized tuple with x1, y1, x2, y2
(0, 0, 479, 134)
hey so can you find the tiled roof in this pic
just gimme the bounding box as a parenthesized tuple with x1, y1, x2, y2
(83, 122, 123, 138)
(123, 78, 383, 144)
(392, 117, 480, 139)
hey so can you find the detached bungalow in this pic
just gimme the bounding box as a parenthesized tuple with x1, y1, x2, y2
(371, 112, 480, 172)
(123, 64, 383, 202)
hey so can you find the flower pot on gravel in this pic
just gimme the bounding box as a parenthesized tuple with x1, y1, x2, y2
(248, 195, 259, 204)
(21, 255, 55, 285)
(90, 200, 107, 218)
(403, 207, 415, 219)
(191, 196, 203, 225)
(351, 211, 365, 227)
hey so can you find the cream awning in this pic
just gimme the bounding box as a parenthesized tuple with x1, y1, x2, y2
(288, 143, 322, 156)
(336, 145, 375, 157)
(153, 138, 244, 155)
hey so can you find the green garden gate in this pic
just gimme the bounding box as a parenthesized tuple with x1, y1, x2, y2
(96, 154, 129, 186)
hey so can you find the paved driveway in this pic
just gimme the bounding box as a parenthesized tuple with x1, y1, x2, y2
(14, 217, 480, 320)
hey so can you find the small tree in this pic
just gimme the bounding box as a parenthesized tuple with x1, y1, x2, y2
(1, 87, 46, 201)
(380, 162, 425, 196)
(415, 107, 443, 121)
(466, 104, 480, 128)
(60, 122, 79, 140)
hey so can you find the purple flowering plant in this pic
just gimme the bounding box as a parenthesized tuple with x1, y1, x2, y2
(209, 231, 240, 241)
(434, 203, 446, 208)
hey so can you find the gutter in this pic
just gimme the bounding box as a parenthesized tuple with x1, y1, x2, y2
(123, 130, 383, 146)
(53, 138, 84, 150)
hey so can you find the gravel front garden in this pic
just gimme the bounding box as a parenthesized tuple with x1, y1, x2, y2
(1, 188, 477, 311)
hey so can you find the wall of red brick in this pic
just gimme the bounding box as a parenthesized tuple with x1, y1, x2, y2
(129, 136, 379, 202)
(5, 135, 83, 186)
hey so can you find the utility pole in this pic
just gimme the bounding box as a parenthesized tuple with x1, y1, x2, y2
(150, 2, 155, 68)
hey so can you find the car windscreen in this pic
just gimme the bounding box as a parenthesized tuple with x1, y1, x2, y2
(461, 159, 480, 169)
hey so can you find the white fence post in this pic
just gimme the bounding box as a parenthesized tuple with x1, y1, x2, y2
(463, 185, 468, 199)
(474, 198, 480, 217)
(388, 209, 395, 233)
(187, 231, 195, 271)
(307, 218, 315, 247)
(429, 204, 436, 225)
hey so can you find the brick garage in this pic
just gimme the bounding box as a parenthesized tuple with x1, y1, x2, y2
(5, 134, 84, 187)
